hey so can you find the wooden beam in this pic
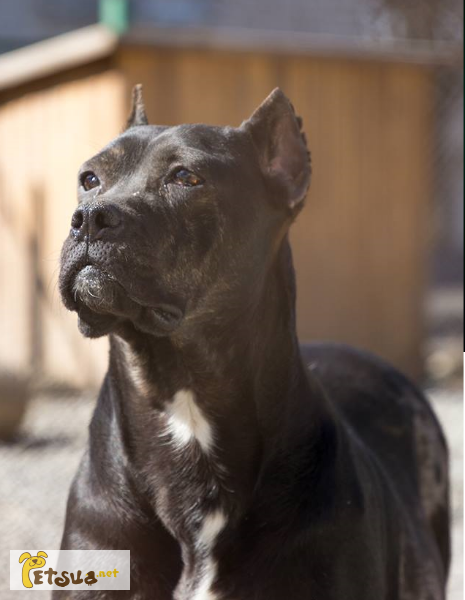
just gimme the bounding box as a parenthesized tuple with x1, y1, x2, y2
(0, 25, 118, 92)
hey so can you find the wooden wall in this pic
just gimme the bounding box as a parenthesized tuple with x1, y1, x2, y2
(118, 46, 432, 378)
(0, 46, 432, 387)
(0, 68, 124, 387)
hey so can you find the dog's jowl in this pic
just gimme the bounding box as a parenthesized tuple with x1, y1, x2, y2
(57, 86, 450, 599)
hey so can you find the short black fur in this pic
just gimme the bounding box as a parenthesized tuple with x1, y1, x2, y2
(56, 88, 449, 600)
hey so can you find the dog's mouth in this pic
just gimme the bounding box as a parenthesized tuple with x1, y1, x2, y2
(63, 265, 184, 338)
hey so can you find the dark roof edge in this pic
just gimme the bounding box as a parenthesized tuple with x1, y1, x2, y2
(123, 25, 462, 66)
(0, 23, 461, 94)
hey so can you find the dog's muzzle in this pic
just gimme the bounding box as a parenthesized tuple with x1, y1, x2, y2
(61, 260, 184, 338)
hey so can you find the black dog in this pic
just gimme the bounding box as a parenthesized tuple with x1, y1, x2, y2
(58, 86, 450, 599)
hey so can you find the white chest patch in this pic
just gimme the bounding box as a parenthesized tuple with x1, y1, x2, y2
(164, 389, 214, 452)
(162, 391, 226, 599)
(190, 565, 220, 600)
(191, 510, 227, 600)
(198, 510, 227, 547)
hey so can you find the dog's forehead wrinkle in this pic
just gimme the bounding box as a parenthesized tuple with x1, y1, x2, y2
(155, 123, 242, 159)
(144, 141, 229, 170)
(84, 126, 245, 193)
(119, 124, 171, 143)
(88, 128, 166, 171)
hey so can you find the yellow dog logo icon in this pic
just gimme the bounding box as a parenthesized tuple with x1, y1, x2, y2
(19, 551, 48, 588)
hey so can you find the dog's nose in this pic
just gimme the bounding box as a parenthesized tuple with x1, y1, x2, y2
(71, 204, 122, 241)
(32, 559, 37, 564)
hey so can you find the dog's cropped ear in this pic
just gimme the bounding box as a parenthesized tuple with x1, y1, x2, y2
(19, 552, 31, 563)
(126, 84, 149, 129)
(241, 88, 311, 212)
(37, 551, 48, 559)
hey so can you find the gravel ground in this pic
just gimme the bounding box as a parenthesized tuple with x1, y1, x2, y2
(0, 388, 462, 599)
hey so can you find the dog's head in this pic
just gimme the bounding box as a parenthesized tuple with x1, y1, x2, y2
(59, 86, 310, 339)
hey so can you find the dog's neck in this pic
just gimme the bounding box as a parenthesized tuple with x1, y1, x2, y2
(105, 239, 338, 591)
(111, 240, 320, 447)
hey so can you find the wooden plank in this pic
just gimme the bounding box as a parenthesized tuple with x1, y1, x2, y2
(0, 70, 124, 387)
(119, 47, 280, 127)
(0, 97, 33, 373)
(377, 64, 432, 376)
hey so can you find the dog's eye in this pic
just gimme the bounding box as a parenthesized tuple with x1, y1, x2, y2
(80, 171, 100, 191)
(170, 168, 203, 187)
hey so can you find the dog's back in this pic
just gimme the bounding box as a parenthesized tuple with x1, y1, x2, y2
(302, 343, 450, 590)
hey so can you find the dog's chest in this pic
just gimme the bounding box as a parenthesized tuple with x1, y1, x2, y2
(147, 389, 229, 598)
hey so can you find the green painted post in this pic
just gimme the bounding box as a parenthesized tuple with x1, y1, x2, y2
(99, 0, 129, 34)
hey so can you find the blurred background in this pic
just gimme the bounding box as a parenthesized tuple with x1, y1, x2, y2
(0, 0, 462, 598)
